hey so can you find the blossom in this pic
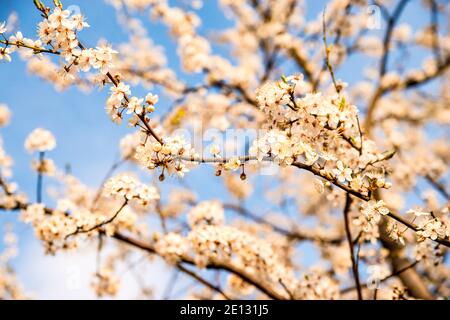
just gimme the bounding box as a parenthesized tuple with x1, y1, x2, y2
(76, 49, 95, 72)
(188, 201, 224, 227)
(24, 128, 56, 153)
(332, 161, 353, 183)
(71, 14, 90, 31)
(145, 93, 158, 105)
(360, 200, 389, 224)
(174, 163, 189, 177)
(255, 80, 291, 110)
(224, 157, 241, 171)
(407, 209, 448, 241)
(178, 34, 211, 72)
(386, 221, 405, 246)
(92, 45, 117, 74)
(32, 158, 56, 176)
(414, 240, 443, 266)
(0, 48, 12, 62)
(110, 82, 131, 102)
(249, 130, 307, 165)
(145, 93, 158, 113)
(20, 203, 46, 223)
(417, 218, 446, 241)
(188, 224, 284, 279)
(104, 175, 159, 205)
(406, 209, 431, 217)
(135, 134, 194, 177)
(9, 31, 24, 44)
(155, 232, 188, 264)
(48, 7, 72, 29)
(126, 96, 144, 115)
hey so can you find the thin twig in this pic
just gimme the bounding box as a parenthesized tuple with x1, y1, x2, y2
(112, 232, 288, 300)
(65, 200, 128, 239)
(343, 194, 362, 300)
(177, 263, 231, 300)
(322, 8, 340, 94)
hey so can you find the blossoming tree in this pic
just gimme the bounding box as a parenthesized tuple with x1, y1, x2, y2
(0, 0, 449, 300)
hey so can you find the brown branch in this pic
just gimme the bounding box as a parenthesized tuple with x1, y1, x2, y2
(424, 174, 449, 201)
(179, 154, 371, 201)
(176, 263, 231, 300)
(343, 194, 362, 300)
(341, 260, 419, 294)
(223, 203, 342, 244)
(65, 200, 128, 239)
(386, 210, 450, 248)
(312, 3, 352, 90)
(112, 232, 287, 300)
(365, 0, 410, 134)
(91, 157, 127, 209)
(429, 0, 442, 64)
(0, 39, 60, 55)
(322, 8, 340, 94)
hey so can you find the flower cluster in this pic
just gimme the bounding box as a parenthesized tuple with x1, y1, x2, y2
(414, 239, 444, 267)
(31, 158, 56, 176)
(103, 174, 159, 205)
(386, 220, 406, 246)
(24, 128, 56, 153)
(135, 135, 195, 178)
(408, 209, 449, 241)
(20, 190, 140, 252)
(188, 225, 289, 283)
(249, 129, 318, 166)
(332, 160, 353, 183)
(20, 203, 75, 254)
(155, 232, 188, 264)
(0, 46, 12, 62)
(37, 7, 89, 59)
(255, 79, 292, 111)
(360, 200, 390, 225)
(187, 200, 224, 227)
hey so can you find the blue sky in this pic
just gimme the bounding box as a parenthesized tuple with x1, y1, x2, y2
(0, 0, 445, 298)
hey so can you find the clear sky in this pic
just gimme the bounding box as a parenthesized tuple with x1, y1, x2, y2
(0, 0, 444, 298)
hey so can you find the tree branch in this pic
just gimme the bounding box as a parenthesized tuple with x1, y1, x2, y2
(112, 232, 288, 300)
(343, 194, 362, 300)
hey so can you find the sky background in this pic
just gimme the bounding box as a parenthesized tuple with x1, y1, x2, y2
(0, 0, 444, 299)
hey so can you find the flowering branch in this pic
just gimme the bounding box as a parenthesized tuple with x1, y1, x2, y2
(112, 232, 288, 300)
(65, 200, 128, 239)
